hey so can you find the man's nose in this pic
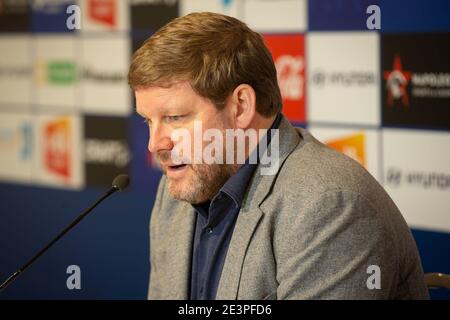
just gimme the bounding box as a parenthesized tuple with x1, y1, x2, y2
(148, 124, 173, 154)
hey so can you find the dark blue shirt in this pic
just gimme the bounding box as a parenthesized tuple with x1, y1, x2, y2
(189, 113, 282, 300)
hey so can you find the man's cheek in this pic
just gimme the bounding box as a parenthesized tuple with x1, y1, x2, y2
(170, 128, 193, 164)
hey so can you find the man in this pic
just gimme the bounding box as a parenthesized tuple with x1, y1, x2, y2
(128, 12, 429, 299)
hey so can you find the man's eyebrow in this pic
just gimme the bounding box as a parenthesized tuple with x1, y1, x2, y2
(135, 100, 188, 118)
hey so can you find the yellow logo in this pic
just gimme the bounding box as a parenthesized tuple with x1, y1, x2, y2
(325, 133, 366, 167)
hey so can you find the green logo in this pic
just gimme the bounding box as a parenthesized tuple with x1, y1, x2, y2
(47, 61, 77, 85)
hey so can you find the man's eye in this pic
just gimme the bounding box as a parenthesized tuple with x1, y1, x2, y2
(166, 115, 185, 122)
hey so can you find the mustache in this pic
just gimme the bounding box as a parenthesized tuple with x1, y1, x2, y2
(156, 150, 191, 166)
(157, 151, 171, 163)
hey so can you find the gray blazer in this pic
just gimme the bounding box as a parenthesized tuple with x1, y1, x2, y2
(147, 115, 429, 299)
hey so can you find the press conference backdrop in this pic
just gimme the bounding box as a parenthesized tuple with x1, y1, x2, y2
(0, 0, 449, 299)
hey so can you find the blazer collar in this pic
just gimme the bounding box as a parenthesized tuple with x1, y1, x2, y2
(216, 114, 302, 299)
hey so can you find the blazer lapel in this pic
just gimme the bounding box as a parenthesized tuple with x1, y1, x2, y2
(216, 115, 302, 299)
(164, 202, 196, 299)
(215, 206, 263, 299)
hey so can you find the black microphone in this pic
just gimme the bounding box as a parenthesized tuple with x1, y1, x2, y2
(0, 174, 130, 291)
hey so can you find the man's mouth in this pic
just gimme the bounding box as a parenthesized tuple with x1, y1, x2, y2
(165, 162, 190, 177)
(168, 164, 187, 170)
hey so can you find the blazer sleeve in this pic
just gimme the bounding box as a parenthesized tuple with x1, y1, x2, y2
(274, 189, 399, 299)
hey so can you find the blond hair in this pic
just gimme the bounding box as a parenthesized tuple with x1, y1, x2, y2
(128, 12, 281, 117)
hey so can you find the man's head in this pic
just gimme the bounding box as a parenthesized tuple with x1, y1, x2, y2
(129, 12, 282, 204)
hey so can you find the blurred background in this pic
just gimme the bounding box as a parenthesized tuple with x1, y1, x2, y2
(0, 0, 449, 299)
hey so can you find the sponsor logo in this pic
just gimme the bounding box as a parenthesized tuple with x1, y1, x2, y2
(0, 115, 33, 182)
(87, 0, 116, 27)
(20, 122, 32, 160)
(312, 70, 376, 88)
(264, 34, 305, 122)
(0, 66, 32, 78)
(44, 117, 71, 179)
(383, 55, 450, 105)
(382, 34, 450, 128)
(308, 33, 379, 125)
(221, 0, 232, 7)
(85, 138, 130, 167)
(410, 72, 450, 98)
(386, 167, 450, 191)
(384, 55, 412, 107)
(84, 116, 130, 187)
(82, 67, 125, 83)
(0, 121, 32, 161)
(276, 55, 304, 101)
(324, 133, 366, 167)
(35, 60, 77, 86)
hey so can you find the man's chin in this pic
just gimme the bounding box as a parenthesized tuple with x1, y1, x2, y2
(167, 178, 191, 200)
(167, 179, 209, 204)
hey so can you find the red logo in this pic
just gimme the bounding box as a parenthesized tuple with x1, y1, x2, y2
(44, 118, 71, 179)
(264, 34, 306, 123)
(384, 55, 412, 107)
(88, 0, 116, 28)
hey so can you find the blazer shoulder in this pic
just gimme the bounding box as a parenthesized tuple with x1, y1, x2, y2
(269, 128, 396, 217)
(279, 128, 383, 198)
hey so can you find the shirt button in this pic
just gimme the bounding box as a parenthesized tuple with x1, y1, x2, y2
(207, 227, 213, 234)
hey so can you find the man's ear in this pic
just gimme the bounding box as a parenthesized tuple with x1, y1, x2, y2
(230, 84, 257, 129)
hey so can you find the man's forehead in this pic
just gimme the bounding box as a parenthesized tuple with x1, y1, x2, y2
(135, 83, 192, 113)
(135, 83, 185, 101)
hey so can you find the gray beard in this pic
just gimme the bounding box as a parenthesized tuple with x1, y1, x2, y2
(167, 163, 239, 204)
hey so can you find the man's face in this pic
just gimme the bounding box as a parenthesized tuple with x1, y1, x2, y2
(135, 81, 239, 204)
